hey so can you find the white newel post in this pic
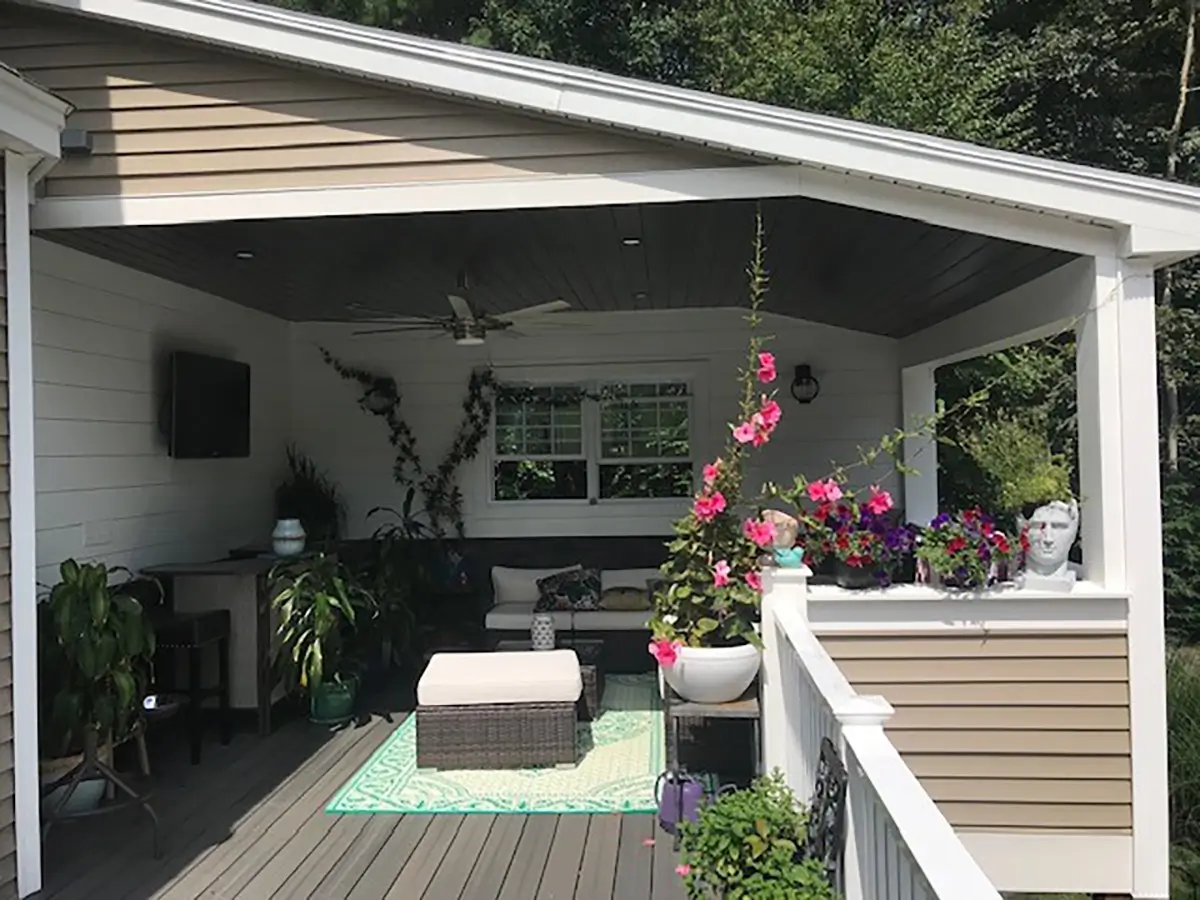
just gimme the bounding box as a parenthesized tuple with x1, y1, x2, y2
(1077, 255, 1168, 899)
(760, 566, 810, 776)
(901, 365, 938, 526)
(837, 695, 896, 900)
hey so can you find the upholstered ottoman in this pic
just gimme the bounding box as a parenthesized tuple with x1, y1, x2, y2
(416, 649, 582, 770)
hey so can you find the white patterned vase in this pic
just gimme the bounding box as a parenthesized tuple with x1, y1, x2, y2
(530, 614, 556, 651)
(272, 518, 307, 557)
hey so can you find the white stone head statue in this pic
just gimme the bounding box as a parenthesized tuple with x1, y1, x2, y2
(1017, 499, 1079, 578)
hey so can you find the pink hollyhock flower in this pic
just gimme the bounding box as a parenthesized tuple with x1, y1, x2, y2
(743, 517, 776, 548)
(807, 479, 843, 504)
(760, 398, 782, 428)
(702, 460, 721, 485)
(649, 638, 682, 668)
(712, 559, 731, 587)
(757, 352, 777, 384)
(676, 864, 691, 877)
(732, 421, 756, 444)
(693, 490, 727, 522)
(745, 569, 763, 591)
(865, 486, 893, 516)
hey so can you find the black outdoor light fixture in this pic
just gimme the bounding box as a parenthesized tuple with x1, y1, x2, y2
(790, 364, 821, 404)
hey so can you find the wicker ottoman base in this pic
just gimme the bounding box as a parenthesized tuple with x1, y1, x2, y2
(416, 700, 577, 770)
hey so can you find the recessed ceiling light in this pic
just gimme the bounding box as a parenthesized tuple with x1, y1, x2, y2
(621, 237, 641, 247)
(234, 250, 255, 260)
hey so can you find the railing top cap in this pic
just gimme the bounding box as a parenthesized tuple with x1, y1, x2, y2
(764, 565, 813, 583)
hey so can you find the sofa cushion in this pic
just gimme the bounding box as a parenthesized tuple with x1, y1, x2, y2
(535, 567, 601, 612)
(492, 564, 580, 606)
(601, 567, 663, 592)
(486, 601, 568, 631)
(572, 609, 654, 630)
(418, 649, 582, 706)
(598, 587, 651, 611)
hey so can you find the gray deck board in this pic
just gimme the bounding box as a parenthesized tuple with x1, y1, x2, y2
(37, 702, 682, 900)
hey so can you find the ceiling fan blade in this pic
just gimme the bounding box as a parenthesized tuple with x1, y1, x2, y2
(447, 294, 476, 323)
(495, 299, 571, 321)
(353, 324, 445, 336)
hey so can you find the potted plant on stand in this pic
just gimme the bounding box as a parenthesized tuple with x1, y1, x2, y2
(272, 553, 376, 725)
(274, 445, 346, 554)
(790, 483, 914, 589)
(648, 224, 781, 704)
(676, 771, 837, 900)
(39, 560, 157, 818)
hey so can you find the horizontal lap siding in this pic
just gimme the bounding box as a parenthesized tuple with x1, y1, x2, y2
(0, 6, 743, 198)
(0, 162, 16, 898)
(821, 633, 1132, 832)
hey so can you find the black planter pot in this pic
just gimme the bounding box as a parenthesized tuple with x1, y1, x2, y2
(834, 560, 879, 590)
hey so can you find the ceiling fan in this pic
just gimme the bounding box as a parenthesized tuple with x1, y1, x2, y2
(350, 294, 571, 345)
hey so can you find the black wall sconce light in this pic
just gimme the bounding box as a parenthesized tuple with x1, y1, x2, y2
(790, 364, 821, 404)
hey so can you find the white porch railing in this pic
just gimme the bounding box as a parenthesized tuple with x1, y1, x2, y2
(760, 569, 1002, 900)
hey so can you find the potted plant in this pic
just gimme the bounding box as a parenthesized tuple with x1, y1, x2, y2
(274, 445, 345, 552)
(915, 508, 1014, 589)
(360, 492, 432, 671)
(677, 771, 837, 900)
(271, 552, 376, 725)
(648, 224, 780, 703)
(39, 560, 157, 812)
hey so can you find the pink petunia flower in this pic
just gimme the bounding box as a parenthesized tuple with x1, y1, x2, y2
(750, 413, 771, 447)
(702, 460, 721, 485)
(693, 490, 727, 522)
(865, 486, 894, 516)
(649, 638, 682, 668)
(757, 352, 777, 384)
(732, 421, 756, 444)
(745, 569, 763, 591)
(743, 517, 776, 548)
(676, 863, 691, 877)
(807, 479, 843, 504)
(760, 398, 782, 428)
(713, 559, 731, 587)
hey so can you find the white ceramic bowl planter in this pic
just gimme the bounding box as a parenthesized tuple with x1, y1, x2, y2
(662, 643, 761, 704)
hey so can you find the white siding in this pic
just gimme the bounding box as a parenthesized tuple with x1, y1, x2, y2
(293, 312, 901, 538)
(31, 239, 289, 583)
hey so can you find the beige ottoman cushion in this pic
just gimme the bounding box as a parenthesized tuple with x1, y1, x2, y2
(418, 649, 583, 707)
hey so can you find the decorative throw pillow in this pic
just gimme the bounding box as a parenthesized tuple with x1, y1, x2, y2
(598, 587, 651, 611)
(535, 567, 602, 611)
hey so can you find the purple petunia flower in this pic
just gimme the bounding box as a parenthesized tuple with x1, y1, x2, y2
(931, 512, 952, 529)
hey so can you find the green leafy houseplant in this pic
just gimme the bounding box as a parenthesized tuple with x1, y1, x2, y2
(274, 445, 346, 547)
(271, 553, 376, 723)
(677, 772, 838, 900)
(39, 560, 157, 757)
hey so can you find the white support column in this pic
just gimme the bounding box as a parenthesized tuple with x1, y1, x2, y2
(901, 365, 938, 525)
(1077, 254, 1168, 899)
(4, 151, 41, 899)
(759, 566, 809, 777)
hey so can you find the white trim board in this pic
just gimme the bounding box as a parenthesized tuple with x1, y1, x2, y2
(0, 68, 70, 160)
(23, 0, 1200, 260)
(5, 151, 43, 899)
(957, 831, 1132, 896)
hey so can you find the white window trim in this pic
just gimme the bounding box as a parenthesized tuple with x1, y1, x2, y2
(475, 360, 710, 518)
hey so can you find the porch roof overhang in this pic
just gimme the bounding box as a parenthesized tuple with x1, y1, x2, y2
(20, 0, 1200, 265)
(0, 63, 70, 174)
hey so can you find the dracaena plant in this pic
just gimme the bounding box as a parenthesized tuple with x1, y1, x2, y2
(39, 560, 157, 755)
(271, 552, 376, 692)
(649, 216, 782, 655)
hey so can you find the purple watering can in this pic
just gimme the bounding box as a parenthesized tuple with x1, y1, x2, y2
(654, 770, 707, 835)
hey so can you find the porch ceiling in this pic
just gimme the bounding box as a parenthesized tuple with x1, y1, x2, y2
(39, 196, 1073, 337)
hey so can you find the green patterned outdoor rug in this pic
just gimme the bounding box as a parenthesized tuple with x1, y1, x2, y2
(326, 674, 663, 814)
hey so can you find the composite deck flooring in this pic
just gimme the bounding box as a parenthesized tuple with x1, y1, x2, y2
(37, 703, 688, 900)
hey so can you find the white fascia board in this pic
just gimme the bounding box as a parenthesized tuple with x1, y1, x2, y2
(25, 0, 1200, 256)
(0, 70, 69, 159)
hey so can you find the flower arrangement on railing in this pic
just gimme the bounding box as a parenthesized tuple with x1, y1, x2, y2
(914, 507, 1015, 589)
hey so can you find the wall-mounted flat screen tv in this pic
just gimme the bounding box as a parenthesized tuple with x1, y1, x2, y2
(168, 351, 251, 459)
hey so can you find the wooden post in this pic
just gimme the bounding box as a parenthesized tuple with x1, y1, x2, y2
(901, 365, 938, 526)
(759, 566, 809, 777)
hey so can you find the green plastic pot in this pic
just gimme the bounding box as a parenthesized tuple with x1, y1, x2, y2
(309, 679, 357, 725)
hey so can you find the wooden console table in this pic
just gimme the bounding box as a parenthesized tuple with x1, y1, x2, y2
(143, 558, 282, 737)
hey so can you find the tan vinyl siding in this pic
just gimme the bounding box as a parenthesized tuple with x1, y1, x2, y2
(0, 160, 17, 899)
(0, 6, 745, 198)
(821, 632, 1132, 833)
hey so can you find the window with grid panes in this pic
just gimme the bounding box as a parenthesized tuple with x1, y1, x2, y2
(491, 380, 693, 501)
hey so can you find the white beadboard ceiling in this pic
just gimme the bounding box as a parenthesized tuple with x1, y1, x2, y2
(41, 195, 1073, 337)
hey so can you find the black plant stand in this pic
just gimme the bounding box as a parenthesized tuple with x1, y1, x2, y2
(41, 728, 161, 857)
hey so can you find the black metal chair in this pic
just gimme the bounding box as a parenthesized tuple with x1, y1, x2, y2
(805, 736, 849, 889)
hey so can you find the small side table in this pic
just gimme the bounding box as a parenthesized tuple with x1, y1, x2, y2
(495, 638, 606, 721)
(663, 682, 761, 776)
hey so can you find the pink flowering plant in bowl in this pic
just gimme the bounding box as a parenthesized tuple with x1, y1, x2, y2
(648, 231, 781, 657)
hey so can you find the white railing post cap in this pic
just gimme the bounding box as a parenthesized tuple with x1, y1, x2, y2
(836, 694, 895, 727)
